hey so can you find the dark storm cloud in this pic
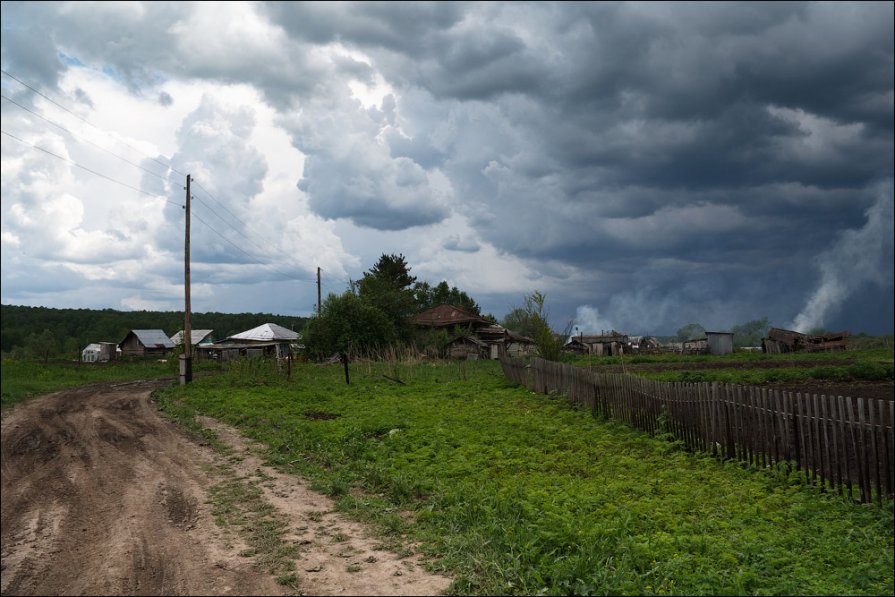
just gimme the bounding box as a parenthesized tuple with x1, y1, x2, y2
(2, 1, 892, 333)
(260, 1, 465, 53)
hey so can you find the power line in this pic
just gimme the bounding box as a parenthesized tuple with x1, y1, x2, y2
(1, 68, 188, 178)
(190, 209, 316, 284)
(191, 179, 246, 232)
(1, 129, 181, 206)
(1, 94, 170, 182)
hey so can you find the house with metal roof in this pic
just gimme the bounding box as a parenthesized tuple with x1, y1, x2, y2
(204, 323, 300, 361)
(119, 329, 175, 358)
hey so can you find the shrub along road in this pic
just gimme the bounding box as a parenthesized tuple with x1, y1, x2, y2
(0, 381, 450, 596)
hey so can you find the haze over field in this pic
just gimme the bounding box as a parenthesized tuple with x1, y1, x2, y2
(1, 1, 892, 334)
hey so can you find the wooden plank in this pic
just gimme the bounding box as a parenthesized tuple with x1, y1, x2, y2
(885, 398, 894, 498)
(746, 386, 756, 467)
(857, 398, 870, 503)
(805, 392, 816, 485)
(741, 386, 750, 464)
(781, 390, 791, 463)
(819, 393, 832, 493)
(699, 382, 709, 453)
(867, 399, 881, 504)
(755, 387, 765, 467)
(881, 398, 893, 498)
(813, 393, 825, 490)
(711, 382, 721, 458)
(724, 384, 735, 460)
(793, 392, 804, 478)
(738, 385, 749, 465)
(839, 395, 854, 500)
(766, 387, 778, 466)
(844, 396, 863, 502)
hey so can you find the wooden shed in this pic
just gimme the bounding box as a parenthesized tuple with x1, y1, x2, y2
(119, 329, 175, 358)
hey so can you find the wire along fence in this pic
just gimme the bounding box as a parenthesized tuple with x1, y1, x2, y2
(500, 356, 893, 504)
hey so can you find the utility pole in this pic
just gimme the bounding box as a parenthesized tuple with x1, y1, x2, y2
(180, 174, 193, 385)
(317, 266, 321, 317)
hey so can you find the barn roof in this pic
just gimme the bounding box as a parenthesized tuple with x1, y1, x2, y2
(226, 323, 299, 342)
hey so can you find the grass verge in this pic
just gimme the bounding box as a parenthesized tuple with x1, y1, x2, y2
(153, 359, 894, 596)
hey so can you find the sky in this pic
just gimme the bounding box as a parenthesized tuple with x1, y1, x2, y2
(1, 1, 893, 337)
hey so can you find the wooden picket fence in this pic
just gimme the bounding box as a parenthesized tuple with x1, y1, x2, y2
(500, 356, 894, 504)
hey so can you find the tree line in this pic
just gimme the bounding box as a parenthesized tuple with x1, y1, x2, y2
(0, 304, 307, 360)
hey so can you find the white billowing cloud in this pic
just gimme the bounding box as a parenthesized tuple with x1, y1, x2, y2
(168, 2, 287, 74)
(163, 89, 356, 287)
(789, 180, 894, 332)
(283, 58, 454, 231)
(574, 305, 615, 335)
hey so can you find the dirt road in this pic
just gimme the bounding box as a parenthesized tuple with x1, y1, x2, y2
(1, 382, 451, 596)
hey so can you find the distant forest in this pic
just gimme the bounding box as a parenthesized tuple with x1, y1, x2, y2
(0, 304, 308, 358)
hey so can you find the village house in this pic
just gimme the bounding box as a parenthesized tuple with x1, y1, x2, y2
(203, 322, 299, 361)
(564, 331, 629, 356)
(412, 304, 536, 359)
(119, 329, 175, 359)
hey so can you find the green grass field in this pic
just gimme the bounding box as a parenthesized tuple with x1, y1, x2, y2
(0, 358, 174, 408)
(152, 358, 894, 596)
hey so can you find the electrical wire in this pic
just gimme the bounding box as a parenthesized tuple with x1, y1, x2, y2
(1, 93, 170, 182)
(190, 209, 317, 284)
(1, 129, 180, 206)
(1, 68, 188, 178)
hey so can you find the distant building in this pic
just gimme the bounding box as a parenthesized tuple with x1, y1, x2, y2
(82, 343, 101, 363)
(762, 328, 849, 353)
(706, 331, 734, 356)
(206, 323, 299, 361)
(412, 304, 529, 359)
(119, 330, 175, 358)
(170, 329, 215, 348)
(564, 331, 628, 356)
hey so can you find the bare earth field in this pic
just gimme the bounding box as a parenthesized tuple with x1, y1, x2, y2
(0, 381, 451, 596)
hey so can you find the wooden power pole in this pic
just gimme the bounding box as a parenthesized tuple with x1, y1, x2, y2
(317, 266, 321, 316)
(181, 174, 193, 385)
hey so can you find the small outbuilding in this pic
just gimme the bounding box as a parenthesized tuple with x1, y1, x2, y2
(119, 330, 175, 359)
(705, 331, 734, 356)
(82, 343, 102, 363)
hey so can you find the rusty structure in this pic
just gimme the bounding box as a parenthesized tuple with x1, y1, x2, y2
(412, 304, 536, 359)
(761, 327, 849, 353)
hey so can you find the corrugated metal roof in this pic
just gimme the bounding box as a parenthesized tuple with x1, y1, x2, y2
(129, 329, 176, 348)
(170, 329, 214, 345)
(227, 323, 299, 342)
